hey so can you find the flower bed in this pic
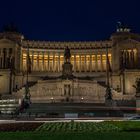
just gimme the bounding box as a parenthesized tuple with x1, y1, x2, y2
(0, 122, 43, 132)
(36, 122, 121, 132)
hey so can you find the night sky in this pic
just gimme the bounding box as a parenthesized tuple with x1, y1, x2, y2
(0, 0, 140, 41)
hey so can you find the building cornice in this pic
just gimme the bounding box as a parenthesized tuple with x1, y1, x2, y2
(22, 40, 113, 49)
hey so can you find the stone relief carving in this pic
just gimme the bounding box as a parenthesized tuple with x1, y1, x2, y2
(17, 79, 106, 102)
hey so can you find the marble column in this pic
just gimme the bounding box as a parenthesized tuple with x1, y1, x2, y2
(90, 54, 92, 72)
(48, 52, 50, 72)
(95, 53, 98, 72)
(126, 51, 129, 68)
(1, 49, 4, 69)
(55, 54, 58, 72)
(131, 50, 134, 68)
(58, 53, 60, 72)
(6, 49, 9, 68)
(74, 54, 76, 72)
(124, 51, 127, 68)
(100, 54, 103, 72)
(79, 54, 81, 72)
(3, 48, 5, 69)
(37, 52, 39, 71)
(134, 49, 138, 68)
(0, 49, 1, 68)
(44, 52, 48, 71)
(31, 51, 34, 71)
(91, 55, 93, 72)
(122, 50, 125, 68)
(42, 52, 45, 71)
(84, 54, 86, 72)
(128, 50, 131, 69)
(53, 53, 55, 72)
(44, 52, 47, 71)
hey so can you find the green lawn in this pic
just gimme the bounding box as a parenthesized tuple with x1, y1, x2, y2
(106, 121, 140, 131)
(0, 132, 140, 140)
(0, 121, 140, 140)
(36, 121, 140, 132)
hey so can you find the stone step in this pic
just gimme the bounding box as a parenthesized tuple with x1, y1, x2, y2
(0, 99, 21, 114)
(24, 103, 105, 114)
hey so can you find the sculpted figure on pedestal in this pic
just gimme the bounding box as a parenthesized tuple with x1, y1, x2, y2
(64, 46, 71, 63)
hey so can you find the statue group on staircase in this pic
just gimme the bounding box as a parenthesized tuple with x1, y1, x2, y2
(134, 78, 140, 95)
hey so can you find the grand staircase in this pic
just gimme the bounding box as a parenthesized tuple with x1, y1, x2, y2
(20, 102, 111, 118)
(10, 79, 136, 117)
(13, 79, 107, 103)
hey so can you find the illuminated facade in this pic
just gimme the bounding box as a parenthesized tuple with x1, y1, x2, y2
(0, 27, 140, 103)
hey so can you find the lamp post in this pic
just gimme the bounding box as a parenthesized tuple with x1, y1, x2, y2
(9, 56, 15, 94)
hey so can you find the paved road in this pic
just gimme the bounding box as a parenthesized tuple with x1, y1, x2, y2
(0, 117, 125, 124)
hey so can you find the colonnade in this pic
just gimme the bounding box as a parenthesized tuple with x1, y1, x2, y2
(0, 48, 14, 69)
(120, 49, 137, 69)
(22, 51, 112, 72)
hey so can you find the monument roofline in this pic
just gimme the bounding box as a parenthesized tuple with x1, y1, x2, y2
(110, 31, 140, 44)
(22, 40, 112, 49)
(0, 32, 24, 43)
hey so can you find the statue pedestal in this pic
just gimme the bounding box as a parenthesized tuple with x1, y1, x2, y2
(136, 93, 140, 114)
(105, 99, 114, 107)
(62, 62, 73, 79)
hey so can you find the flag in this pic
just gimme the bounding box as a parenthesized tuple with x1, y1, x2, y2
(10, 57, 15, 73)
(27, 48, 32, 73)
(117, 21, 122, 26)
(106, 50, 112, 73)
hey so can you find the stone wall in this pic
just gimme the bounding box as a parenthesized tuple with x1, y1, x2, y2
(13, 79, 106, 103)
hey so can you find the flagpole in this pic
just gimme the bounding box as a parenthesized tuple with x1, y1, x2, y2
(26, 45, 29, 89)
(24, 43, 30, 106)
(105, 45, 112, 101)
(106, 47, 109, 88)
